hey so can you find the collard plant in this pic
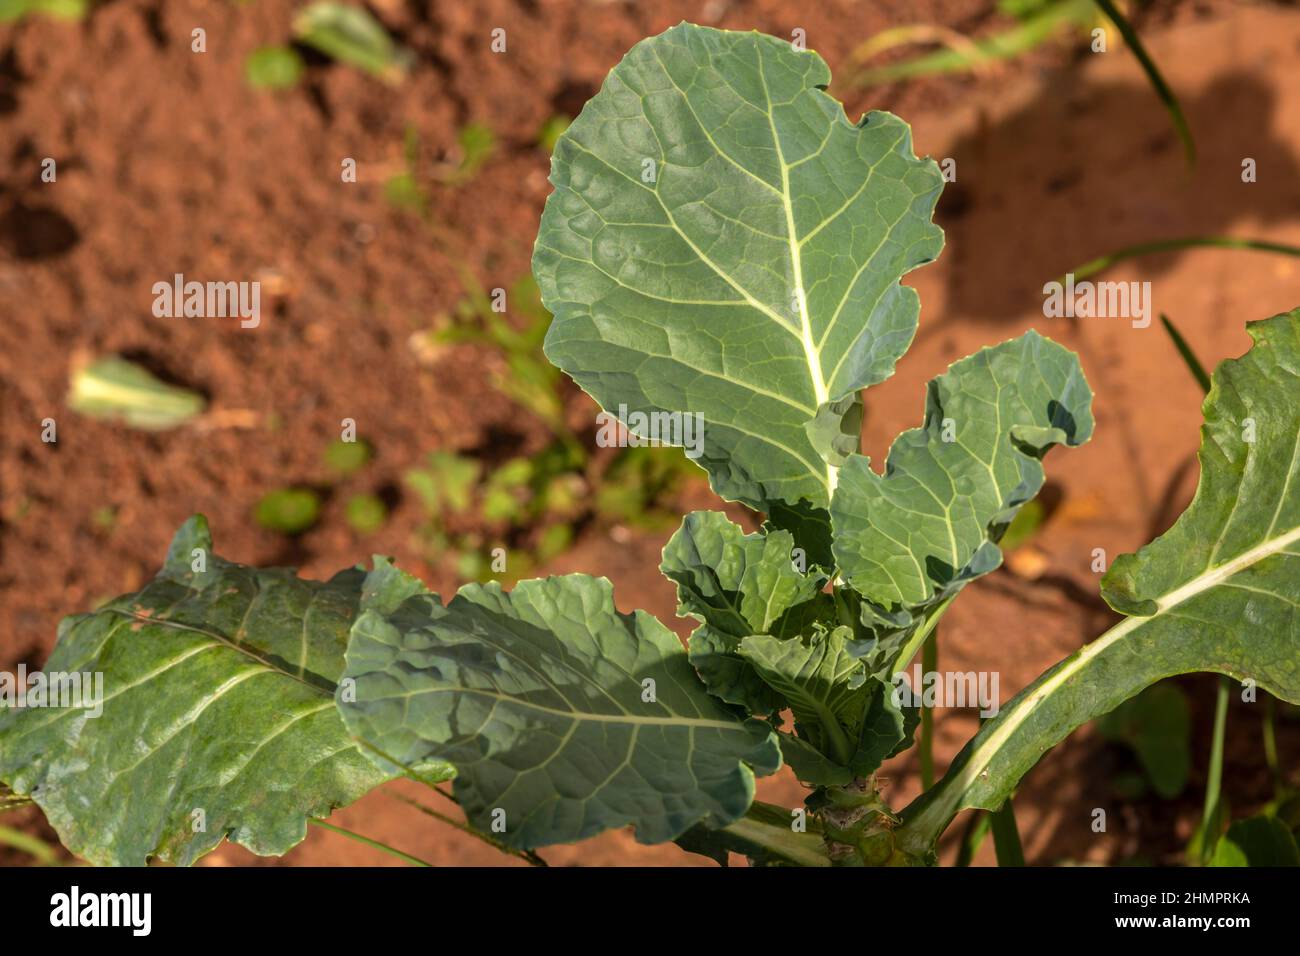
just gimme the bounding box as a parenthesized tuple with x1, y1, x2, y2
(2, 23, 1297, 867)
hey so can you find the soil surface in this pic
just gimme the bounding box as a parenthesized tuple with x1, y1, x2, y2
(1, 0, 1298, 866)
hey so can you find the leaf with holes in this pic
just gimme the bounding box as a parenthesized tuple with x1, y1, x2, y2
(830, 329, 1093, 669)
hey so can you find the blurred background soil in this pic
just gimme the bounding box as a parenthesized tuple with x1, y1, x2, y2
(1, 0, 1298, 865)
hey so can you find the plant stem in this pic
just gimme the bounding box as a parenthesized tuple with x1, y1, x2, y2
(390, 793, 546, 866)
(1263, 694, 1281, 800)
(1158, 318, 1236, 865)
(989, 798, 1025, 867)
(893, 596, 955, 674)
(1197, 676, 1231, 863)
(920, 626, 938, 790)
(954, 811, 990, 867)
(722, 800, 832, 867)
(308, 819, 433, 867)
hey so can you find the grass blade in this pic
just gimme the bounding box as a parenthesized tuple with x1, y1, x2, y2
(1158, 315, 1212, 393)
(308, 819, 432, 867)
(0, 825, 61, 865)
(845, 0, 1093, 87)
(1092, 0, 1195, 166)
(1065, 235, 1300, 283)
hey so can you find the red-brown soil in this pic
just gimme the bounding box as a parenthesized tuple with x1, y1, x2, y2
(1, 0, 1297, 866)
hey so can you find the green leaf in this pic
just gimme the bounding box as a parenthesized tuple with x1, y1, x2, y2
(438, 123, 496, 186)
(293, 2, 410, 81)
(831, 330, 1092, 645)
(0, 517, 416, 866)
(345, 493, 388, 534)
(1211, 815, 1300, 867)
(778, 732, 853, 786)
(405, 451, 480, 517)
(324, 437, 372, 474)
(0, 0, 88, 23)
(661, 511, 825, 714)
(338, 573, 782, 849)
(1097, 682, 1191, 798)
(739, 627, 864, 767)
(535, 23, 943, 515)
(254, 487, 322, 535)
(898, 312, 1300, 860)
(245, 46, 305, 91)
(68, 355, 206, 430)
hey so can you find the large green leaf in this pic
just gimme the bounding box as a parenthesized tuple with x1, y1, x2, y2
(898, 313, 1300, 859)
(661, 510, 825, 714)
(535, 23, 943, 515)
(0, 517, 411, 866)
(831, 330, 1093, 649)
(338, 573, 782, 849)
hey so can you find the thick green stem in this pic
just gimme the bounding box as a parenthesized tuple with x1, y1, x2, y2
(717, 800, 832, 867)
(920, 627, 938, 790)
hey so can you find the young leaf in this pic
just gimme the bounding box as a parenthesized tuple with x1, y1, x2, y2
(661, 511, 826, 714)
(778, 733, 853, 786)
(739, 627, 864, 768)
(0, 517, 420, 866)
(254, 487, 322, 535)
(293, 2, 410, 81)
(898, 312, 1300, 859)
(338, 574, 782, 849)
(832, 329, 1092, 650)
(245, 46, 306, 91)
(535, 23, 943, 518)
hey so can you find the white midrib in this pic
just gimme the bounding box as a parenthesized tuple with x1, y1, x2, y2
(908, 519, 1300, 843)
(760, 63, 836, 494)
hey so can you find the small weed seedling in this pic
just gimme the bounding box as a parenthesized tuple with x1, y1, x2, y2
(1, 24, 1296, 867)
